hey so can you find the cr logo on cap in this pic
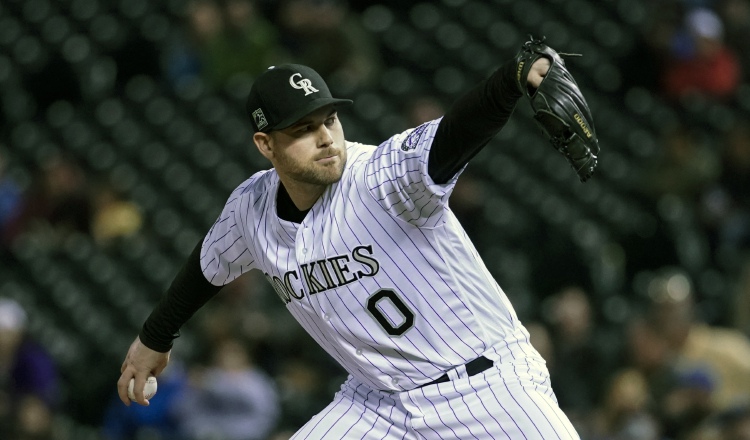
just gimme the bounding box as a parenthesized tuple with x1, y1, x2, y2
(289, 73, 319, 96)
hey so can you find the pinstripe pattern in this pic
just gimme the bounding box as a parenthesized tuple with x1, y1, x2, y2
(198, 117, 578, 438)
(292, 377, 416, 440)
(404, 358, 578, 440)
(293, 360, 578, 440)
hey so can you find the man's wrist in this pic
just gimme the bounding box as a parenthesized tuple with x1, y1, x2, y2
(497, 58, 524, 100)
(138, 322, 175, 353)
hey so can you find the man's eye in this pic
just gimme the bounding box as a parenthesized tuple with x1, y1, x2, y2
(325, 117, 335, 126)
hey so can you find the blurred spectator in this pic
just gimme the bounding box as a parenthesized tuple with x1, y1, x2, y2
(641, 124, 720, 201)
(526, 321, 554, 365)
(592, 369, 662, 440)
(269, 431, 295, 440)
(272, 358, 332, 435)
(627, 313, 671, 376)
(405, 95, 446, 128)
(175, 338, 280, 440)
(0, 299, 59, 438)
(101, 361, 189, 440)
(277, 0, 382, 91)
(622, 301, 730, 437)
(662, 8, 741, 100)
(190, 272, 284, 370)
(735, 259, 750, 337)
(646, 268, 750, 412)
(90, 182, 143, 247)
(719, 404, 750, 440)
(718, 0, 750, 81)
(164, 0, 217, 87)
(543, 287, 616, 429)
(701, 121, 750, 256)
(11, 395, 54, 440)
(688, 404, 750, 440)
(718, 120, 750, 214)
(4, 156, 91, 248)
(166, 0, 289, 90)
(661, 366, 717, 438)
(620, 0, 683, 92)
(0, 150, 23, 247)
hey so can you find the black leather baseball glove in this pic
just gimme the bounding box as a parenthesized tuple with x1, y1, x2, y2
(515, 36, 600, 182)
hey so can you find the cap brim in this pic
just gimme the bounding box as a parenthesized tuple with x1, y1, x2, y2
(270, 98, 353, 131)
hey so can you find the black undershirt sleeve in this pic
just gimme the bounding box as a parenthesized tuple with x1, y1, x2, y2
(139, 240, 222, 352)
(428, 59, 522, 184)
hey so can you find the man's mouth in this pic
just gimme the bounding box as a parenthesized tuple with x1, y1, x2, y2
(316, 152, 339, 162)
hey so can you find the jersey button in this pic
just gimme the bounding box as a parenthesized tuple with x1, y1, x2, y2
(302, 248, 308, 254)
(391, 377, 399, 386)
(355, 348, 363, 356)
(323, 313, 330, 321)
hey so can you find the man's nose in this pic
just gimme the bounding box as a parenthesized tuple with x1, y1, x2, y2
(317, 125, 333, 147)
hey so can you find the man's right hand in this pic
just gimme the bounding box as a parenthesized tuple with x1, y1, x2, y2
(117, 336, 171, 406)
(527, 57, 551, 89)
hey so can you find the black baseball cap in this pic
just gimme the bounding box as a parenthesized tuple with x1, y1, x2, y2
(246, 64, 353, 133)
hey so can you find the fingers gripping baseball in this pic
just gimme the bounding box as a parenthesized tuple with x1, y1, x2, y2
(117, 337, 170, 406)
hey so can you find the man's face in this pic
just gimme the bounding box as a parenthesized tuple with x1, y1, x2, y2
(266, 105, 347, 187)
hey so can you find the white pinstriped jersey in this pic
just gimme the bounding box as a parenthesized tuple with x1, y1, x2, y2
(200, 118, 541, 391)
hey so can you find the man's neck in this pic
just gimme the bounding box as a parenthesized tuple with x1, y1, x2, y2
(277, 175, 326, 211)
(276, 179, 328, 223)
(277, 184, 307, 223)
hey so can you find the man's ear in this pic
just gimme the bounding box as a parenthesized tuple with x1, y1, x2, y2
(253, 132, 273, 160)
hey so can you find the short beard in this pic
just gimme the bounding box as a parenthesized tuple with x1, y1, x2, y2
(276, 153, 346, 186)
(293, 163, 344, 186)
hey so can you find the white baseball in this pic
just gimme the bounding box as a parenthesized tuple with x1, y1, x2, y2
(127, 376, 158, 401)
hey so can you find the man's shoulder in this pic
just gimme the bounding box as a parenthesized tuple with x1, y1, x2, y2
(346, 140, 377, 158)
(343, 141, 378, 175)
(347, 119, 443, 162)
(229, 168, 277, 202)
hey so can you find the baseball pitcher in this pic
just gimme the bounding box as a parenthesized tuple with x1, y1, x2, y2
(118, 37, 598, 439)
